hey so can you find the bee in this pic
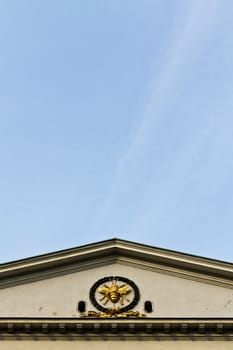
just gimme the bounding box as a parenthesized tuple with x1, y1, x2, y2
(98, 281, 132, 306)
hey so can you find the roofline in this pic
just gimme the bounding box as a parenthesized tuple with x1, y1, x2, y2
(0, 238, 232, 289)
(1, 237, 232, 267)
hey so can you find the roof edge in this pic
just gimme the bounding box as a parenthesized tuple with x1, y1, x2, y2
(0, 238, 232, 289)
(1, 237, 232, 267)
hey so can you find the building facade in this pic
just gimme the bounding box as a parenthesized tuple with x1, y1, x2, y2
(0, 238, 232, 349)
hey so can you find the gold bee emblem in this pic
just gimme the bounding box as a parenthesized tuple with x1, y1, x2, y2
(98, 281, 132, 306)
(82, 276, 145, 318)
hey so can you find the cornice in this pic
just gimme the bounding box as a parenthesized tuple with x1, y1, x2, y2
(0, 239, 233, 289)
(0, 318, 232, 340)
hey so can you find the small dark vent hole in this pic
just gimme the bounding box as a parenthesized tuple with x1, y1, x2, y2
(144, 301, 153, 313)
(78, 301, 86, 313)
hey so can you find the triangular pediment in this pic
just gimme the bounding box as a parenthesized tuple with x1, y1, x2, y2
(0, 239, 232, 318)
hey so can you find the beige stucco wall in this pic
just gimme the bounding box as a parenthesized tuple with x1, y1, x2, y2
(0, 340, 232, 350)
(0, 263, 232, 317)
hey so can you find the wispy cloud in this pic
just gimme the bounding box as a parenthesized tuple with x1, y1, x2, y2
(95, 0, 219, 225)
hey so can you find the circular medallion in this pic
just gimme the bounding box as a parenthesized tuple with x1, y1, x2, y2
(89, 276, 140, 313)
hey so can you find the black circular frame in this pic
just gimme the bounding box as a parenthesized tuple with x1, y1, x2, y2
(89, 276, 140, 313)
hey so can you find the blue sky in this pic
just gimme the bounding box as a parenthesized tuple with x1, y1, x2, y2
(0, 0, 233, 263)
